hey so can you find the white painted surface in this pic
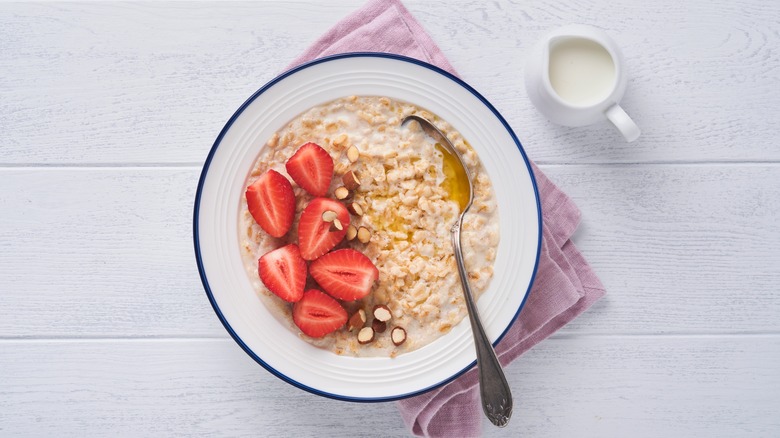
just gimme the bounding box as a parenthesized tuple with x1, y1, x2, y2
(1, 1, 779, 436)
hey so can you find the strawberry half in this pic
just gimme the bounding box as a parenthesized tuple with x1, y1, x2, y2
(297, 198, 350, 260)
(285, 142, 334, 197)
(309, 249, 379, 301)
(258, 244, 307, 303)
(293, 289, 348, 338)
(245, 169, 295, 238)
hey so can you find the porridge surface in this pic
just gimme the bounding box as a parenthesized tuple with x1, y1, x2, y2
(240, 96, 499, 357)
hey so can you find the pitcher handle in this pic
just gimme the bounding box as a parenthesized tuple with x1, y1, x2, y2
(605, 104, 641, 142)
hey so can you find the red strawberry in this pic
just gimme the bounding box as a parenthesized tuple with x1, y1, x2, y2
(309, 249, 379, 301)
(245, 169, 295, 238)
(297, 198, 350, 260)
(293, 289, 348, 338)
(258, 244, 307, 303)
(285, 142, 334, 197)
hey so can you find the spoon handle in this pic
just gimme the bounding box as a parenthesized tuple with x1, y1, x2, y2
(451, 216, 513, 427)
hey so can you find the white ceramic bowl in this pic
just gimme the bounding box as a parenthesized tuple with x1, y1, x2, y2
(194, 53, 541, 401)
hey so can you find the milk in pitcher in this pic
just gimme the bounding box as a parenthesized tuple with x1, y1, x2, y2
(548, 38, 616, 106)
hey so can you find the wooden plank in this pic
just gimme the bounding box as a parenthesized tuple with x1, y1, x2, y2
(2, 2, 777, 437)
(425, 0, 780, 164)
(547, 164, 780, 334)
(2, 1, 779, 164)
(1, 164, 778, 337)
(0, 168, 225, 337)
(0, 336, 777, 436)
(0, 1, 359, 165)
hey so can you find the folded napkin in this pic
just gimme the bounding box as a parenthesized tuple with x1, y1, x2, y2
(286, 1, 606, 436)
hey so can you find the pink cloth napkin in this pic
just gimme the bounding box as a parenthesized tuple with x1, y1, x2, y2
(286, 1, 606, 436)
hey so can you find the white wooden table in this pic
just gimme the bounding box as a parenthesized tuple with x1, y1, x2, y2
(2, 1, 779, 436)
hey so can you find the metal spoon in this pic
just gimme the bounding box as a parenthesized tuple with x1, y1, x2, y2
(402, 115, 513, 427)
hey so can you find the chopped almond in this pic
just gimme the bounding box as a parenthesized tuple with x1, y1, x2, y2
(391, 326, 407, 346)
(329, 218, 344, 232)
(357, 326, 375, 344)
(372, 318, 387, 333)
(357, 226, 371, 243)
(373, 304, 392, 322)
(334, 186, 350, 200)
(347, 309, 366, 331)
(347, 202, 363, 216)
(342, 170, 361, 190)
(346, 224, 358, 241)
(347, 146, 360, 163)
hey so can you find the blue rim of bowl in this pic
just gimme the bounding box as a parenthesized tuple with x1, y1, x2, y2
(193, 52, 542, 402)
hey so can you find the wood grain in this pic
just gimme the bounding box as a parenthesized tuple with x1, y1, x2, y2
(1, 164, 778, 338)
(548, 163, 780, 335)
(2, 1, 780, 436)
(1, 1, 779, 165)
(0, 168, 224, 337)
(1, 336, 777, 436)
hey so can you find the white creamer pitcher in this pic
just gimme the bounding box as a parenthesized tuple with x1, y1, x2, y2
(525, 25, 640, 142)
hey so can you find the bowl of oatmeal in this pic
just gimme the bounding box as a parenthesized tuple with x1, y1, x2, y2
(194, 53, 541, 401)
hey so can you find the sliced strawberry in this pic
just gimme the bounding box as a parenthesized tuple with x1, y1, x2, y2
(285, 142, 334, 197)
(309, 249, 379, 301)
(297, 198, 350, 260)
(258, 244, 307, 303)
(245, 169, 295, 238)
(293, 289, 348, 338)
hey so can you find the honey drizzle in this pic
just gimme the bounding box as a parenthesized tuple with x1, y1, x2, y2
(435, 143, 470, 211)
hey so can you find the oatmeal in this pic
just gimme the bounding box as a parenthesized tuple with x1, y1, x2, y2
(240, 96, 499, 357)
